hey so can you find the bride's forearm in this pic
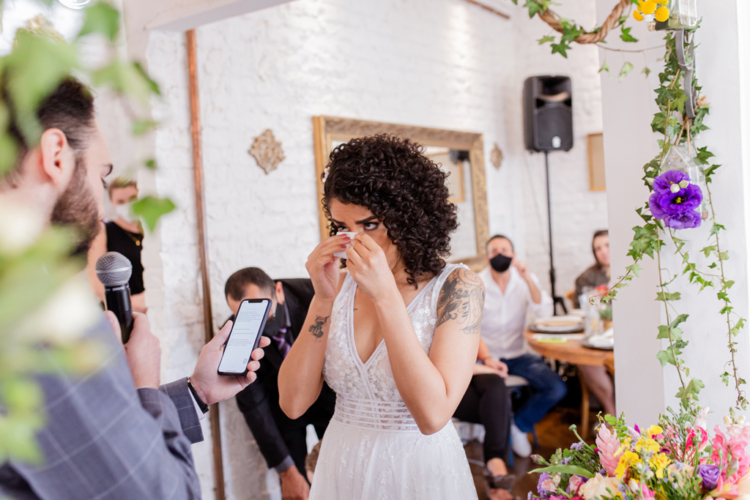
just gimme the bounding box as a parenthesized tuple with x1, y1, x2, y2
(374, 296, 456, 435)
(278, 295, 334, 419)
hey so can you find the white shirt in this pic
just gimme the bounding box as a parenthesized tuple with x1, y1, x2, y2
(479, 266, 553, 360)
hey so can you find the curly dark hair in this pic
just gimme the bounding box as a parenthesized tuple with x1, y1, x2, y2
(322, 134, 458, 286)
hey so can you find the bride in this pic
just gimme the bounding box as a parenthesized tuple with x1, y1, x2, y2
(278, 134, 483, 499)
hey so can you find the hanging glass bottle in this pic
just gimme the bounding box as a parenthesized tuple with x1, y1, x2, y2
(659, 145, 708, 220)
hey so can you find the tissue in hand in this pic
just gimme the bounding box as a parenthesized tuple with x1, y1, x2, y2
(334, 232, 358, 259)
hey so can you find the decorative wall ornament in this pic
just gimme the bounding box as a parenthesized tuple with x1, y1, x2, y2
(248, 129, 285, 174)
(490, 143, 504, 170)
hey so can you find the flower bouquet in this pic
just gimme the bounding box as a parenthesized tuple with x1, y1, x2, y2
(530, 410, 750, 500)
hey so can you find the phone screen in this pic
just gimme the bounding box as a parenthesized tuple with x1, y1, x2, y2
(218, 299, 271, 375)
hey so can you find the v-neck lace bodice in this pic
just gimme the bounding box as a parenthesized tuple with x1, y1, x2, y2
(322, 263, 465, 408)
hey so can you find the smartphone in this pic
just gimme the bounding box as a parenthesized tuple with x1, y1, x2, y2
(217, 298, 272, 376)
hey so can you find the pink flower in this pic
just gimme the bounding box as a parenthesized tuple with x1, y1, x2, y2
(596, 426, 623, 476)
(569, 475, 586, 495)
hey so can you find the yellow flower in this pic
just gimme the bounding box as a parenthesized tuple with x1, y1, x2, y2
(633, 10, 644, 21)
(639, 0, 657, 14)
(655, 6, 670, 22)
(634, 437, 660, 454)
(650, 453, 671, 479)
(615, 450, 642, 479)
(647, 425, 663, 436)
(615, 437, 632, 457)
(658, 0, 669, 4)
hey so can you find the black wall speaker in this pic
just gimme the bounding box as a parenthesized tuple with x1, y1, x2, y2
(523, 76, 573, 152)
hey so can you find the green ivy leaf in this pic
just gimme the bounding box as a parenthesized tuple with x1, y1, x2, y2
(538, 35, 555, 45)
(626, 263, 642, 277)
(599, 61, 611, 75)
(656, 291, 681, 301)
(642, 66, 651, 77)
(132, 196, 176, 231)
(132, 120, 158, 136)
(523, 0, 548, 17)
(696, 146, 715, 165)
(657, 349, 677, 367)
(710, 223, 726, 237)
(619, 62, 634, 81)
(92, 61, 156, 106)
(144, 158, 157, 170)
(551, 42, 570, 58)
(701, 245, 717, 258)
(620, 26, 638, 43)
(77, 2, 120, 42)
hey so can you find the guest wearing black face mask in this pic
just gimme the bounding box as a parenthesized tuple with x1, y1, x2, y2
(478, 235, 566, 458)
(224, 268, 336, 500)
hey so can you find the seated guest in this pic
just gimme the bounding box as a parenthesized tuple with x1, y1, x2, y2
(86, 177, 146, 313)
(478, 235, 567, 457)
(573, 229, 610, 308)
(454, 338, 514, 500)
(574, 230, 616, 417)
(225, 268, 336, 500)
(0, 78, 268, 500)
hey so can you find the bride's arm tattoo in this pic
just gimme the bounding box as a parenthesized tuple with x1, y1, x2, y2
(309, 315, 330, 339)
(436, 268, 485, 335)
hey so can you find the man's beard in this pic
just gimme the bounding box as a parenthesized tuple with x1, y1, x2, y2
(50, 157, 100, 256)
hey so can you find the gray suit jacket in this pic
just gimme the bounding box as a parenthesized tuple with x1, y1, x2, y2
(0, 318, 204, 500)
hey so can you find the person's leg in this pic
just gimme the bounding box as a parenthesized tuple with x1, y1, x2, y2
(578, 365, 616, 417)
(471, 374, 511, 474)
(504, 354, 567, 433)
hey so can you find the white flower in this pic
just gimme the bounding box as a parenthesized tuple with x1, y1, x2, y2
(670, 183, 681, 193)
(678, 180, 690, 189)
(579, 474, 622, 500)
(18, 275, 101, 343)
(694, 407, 709, 430)
(0, 200, 45, 254)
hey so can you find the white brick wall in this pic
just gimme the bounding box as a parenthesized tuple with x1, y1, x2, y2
(141, 0, 605, 496)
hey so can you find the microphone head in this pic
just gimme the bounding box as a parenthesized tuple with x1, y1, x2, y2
(96, 252, 132, 287)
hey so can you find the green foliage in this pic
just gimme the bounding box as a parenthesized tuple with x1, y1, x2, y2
(619, 62, 634, 82)
(132, 196, 176, 232)
(77, 2, 120, 42)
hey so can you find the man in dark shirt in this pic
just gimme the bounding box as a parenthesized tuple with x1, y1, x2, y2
(225, 268, 335, 500)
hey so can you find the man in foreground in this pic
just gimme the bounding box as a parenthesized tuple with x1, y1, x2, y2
(226, 268, 335, 500)
(0, 79, 269, 499)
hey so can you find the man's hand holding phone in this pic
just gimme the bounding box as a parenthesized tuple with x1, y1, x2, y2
(191, 320, 270, 405)
(106, 310, 269, 405)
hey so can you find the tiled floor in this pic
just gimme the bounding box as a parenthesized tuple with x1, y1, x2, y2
(465, 408, 597, 499)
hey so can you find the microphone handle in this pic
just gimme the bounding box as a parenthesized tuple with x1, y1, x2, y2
(105, 284, 134, 343)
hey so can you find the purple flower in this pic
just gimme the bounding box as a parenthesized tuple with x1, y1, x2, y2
(664, 210, 702, 229)
(698, 464, 720, 491)
(649, 170, 703, 229)
(654, 170, 690, 194)
(571, 442, 584, 450)
(537, 473, 552, 497)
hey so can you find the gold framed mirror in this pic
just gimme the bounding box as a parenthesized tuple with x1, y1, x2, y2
(312, 116, 489, 271)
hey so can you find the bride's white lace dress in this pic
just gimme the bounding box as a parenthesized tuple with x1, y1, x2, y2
(309, 263, 478, 499)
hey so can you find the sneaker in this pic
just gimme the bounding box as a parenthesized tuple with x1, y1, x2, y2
(510, 423, 532, 457)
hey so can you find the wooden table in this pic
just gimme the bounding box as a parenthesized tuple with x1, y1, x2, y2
(524, 329, 614, 438)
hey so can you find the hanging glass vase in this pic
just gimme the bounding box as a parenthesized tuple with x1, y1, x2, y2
(659, 145, 708, 220)
(654, 0, 698, 30)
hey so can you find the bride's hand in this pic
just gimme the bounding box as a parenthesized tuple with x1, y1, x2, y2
(306, 234, 350, 301)
(346, 234, 398, 302)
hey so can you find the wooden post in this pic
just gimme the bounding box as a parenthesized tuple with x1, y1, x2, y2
(187, 28, 226, 500)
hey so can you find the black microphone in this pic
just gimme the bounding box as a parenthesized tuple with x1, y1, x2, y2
(96, 252, 134, 343)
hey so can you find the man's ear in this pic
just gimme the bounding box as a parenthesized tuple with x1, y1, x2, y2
(275, 282, 285, 305)
(39, 128, 74, 186)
